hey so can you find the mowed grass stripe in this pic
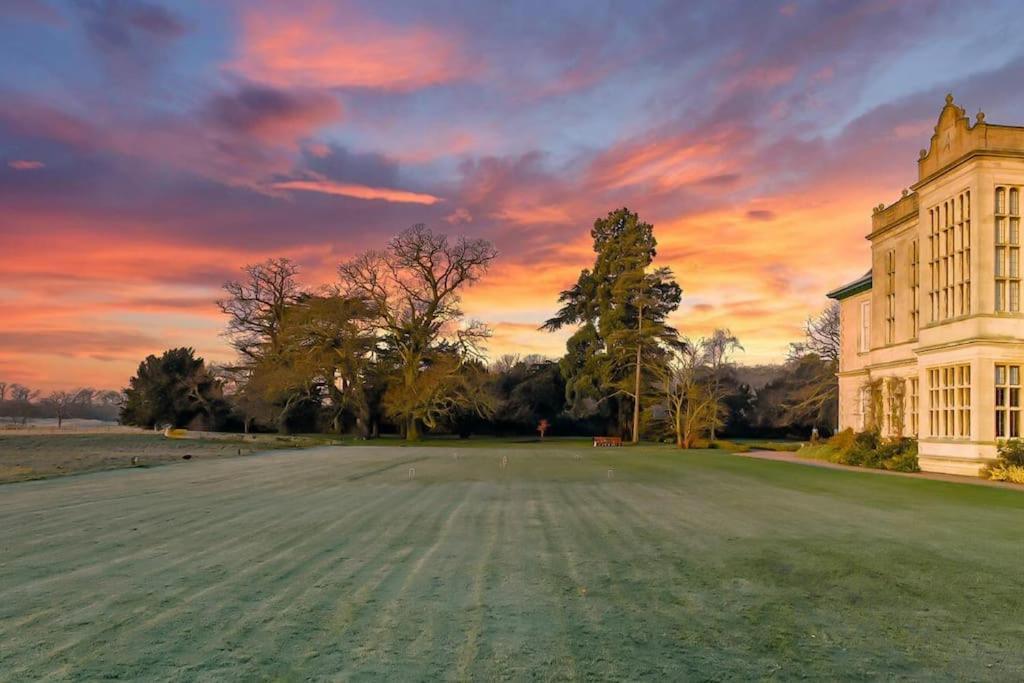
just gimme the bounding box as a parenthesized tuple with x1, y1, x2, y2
(0, 450, 436, 679)
(0, 451, 387, 626)
(164, 482, 448, 680)
(0, 448, 353, 556)
(9, 468, 418, 678)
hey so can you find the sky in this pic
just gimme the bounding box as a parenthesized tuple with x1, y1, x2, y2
(3, 0, 1024, 392)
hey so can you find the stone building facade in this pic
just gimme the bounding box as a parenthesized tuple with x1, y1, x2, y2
(829, 95, 1024, 476)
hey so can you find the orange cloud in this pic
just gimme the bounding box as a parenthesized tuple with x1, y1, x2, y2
(272, 177, 441, 204)
(586, 127, 749, 192)
(230, 3, 473, 92)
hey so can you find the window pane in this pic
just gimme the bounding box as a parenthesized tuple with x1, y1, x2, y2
(996, 387, 1006, 406)
(997, 411, 1006, 437)
(1012, 188, 1020, 215)
(997, 365, 1006, 385)
(1011, 366, 1020, 385)
(996, 218, 1006, 243)
(997, 187, 1006, 214)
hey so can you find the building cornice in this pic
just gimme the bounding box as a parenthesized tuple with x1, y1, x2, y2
(912, 149, 1024, 191)
(826, 271, 872, 300)
(914, 336, 1024, 355)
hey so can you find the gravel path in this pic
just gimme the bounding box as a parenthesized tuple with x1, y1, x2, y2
(740, 449, 1023, 490)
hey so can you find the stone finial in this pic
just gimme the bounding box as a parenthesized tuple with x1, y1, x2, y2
(977, 110, 986, 124)
(945, 93, 954, 105)
(902, 189, 909, 197)
(919, 148, 928, 159)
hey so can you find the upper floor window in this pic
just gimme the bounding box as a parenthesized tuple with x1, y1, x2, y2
(859, 300, 871, 353)
(928, 191, 971, 322)
(995, 186, 1020, 313)
(884, 250, 896, 344)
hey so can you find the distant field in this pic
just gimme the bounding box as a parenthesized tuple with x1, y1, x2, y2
(1, 444, 1023, 680)
(0, 433, 272, 483)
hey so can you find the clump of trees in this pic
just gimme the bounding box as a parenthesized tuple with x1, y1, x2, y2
(109, 216, 841, 443)
(125, 225, 503, 440)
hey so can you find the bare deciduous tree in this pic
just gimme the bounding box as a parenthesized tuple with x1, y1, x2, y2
(703, 328, 743, 441)
(9, 384, 34, 403)
(782, 303, 841, 429)
(45, 390, 79, 429)
(789, 302, 840, 365)
(655, 340, 718, 449)
(218, 258, 303, 361)
(339, 224, 498, 440)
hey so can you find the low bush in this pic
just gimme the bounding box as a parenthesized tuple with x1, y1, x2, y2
(799, 428, 919, 472)
(983, 440, 1024, 483)
(694, 439, 751, 453)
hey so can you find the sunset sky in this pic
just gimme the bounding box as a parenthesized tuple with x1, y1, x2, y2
(3, 0, 1024, 391)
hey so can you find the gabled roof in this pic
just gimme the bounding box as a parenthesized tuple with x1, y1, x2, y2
(827, 271, 872, 300)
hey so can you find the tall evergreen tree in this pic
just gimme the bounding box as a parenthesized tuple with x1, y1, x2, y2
(544, 208, 681, 440)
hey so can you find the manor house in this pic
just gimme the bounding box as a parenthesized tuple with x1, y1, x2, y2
(829, 94, 1024, 475)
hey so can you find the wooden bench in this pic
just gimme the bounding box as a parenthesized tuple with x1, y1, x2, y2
(593, 436, 622, 448)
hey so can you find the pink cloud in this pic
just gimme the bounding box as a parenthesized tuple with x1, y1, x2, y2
(229, 3, 474, 92)
(8, 159, 44, 170)
(272, 177, 442, 205)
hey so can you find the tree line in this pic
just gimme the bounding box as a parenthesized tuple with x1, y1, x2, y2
(0, 385, 121, 427)
(19, 209, 838, 444)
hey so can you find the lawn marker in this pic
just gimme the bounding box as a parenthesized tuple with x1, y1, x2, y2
(607, 467, 614, 480)
(408, 467, 416, 480)
(500, 455, 508, 470)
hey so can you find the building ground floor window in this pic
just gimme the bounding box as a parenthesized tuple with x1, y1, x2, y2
(995, 364, 1021, 439)
(928, 364, 971, 439)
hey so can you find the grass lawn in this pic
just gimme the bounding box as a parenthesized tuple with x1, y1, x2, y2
(1, 443, 1022, 680)
(0, 433, 270, 484)
(0, 432, 343, 484)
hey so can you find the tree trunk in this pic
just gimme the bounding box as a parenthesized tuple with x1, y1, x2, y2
(632, 303, 643, 444)
(406, 416, 420, 441)
(709, 375, 718, 442)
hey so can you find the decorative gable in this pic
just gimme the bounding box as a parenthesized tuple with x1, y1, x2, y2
(916, 93, 1024, 184)
(917, 94, 985, 182)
